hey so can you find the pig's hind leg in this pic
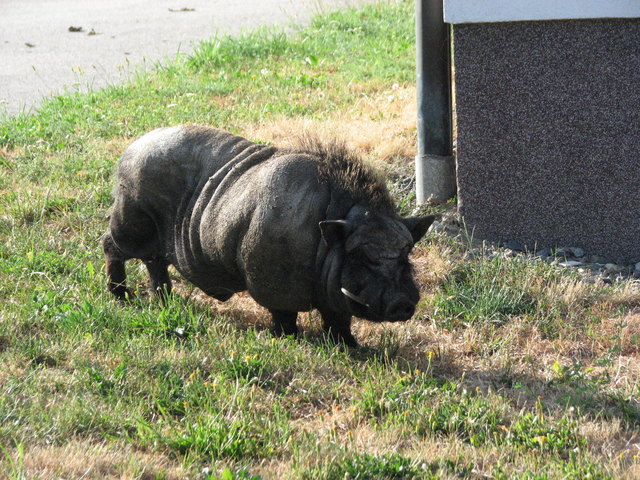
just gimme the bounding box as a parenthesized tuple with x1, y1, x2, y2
(106, 198, 167, 300)
(103, 232, 134, 300)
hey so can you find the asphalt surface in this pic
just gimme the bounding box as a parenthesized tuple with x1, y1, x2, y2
(0, 0, 368, 116)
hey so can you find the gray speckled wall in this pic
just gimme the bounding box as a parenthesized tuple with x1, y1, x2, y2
(453, 19, 640, 262)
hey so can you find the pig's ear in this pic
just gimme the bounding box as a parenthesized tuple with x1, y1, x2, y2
(319, 220, 349, 248)
(402, 215, 436, 244)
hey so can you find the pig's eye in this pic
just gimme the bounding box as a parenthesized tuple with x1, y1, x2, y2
(364, 250, 380, 262)
(351, 248, 380, 266)
(365, 250, 403, 263)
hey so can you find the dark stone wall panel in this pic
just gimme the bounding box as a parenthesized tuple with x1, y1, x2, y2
(454, 19, 640, 261)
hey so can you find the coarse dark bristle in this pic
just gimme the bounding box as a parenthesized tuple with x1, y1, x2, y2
(293, 134, 395, 214)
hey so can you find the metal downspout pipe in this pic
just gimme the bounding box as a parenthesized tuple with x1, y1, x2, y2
(415, 0, 456, 203)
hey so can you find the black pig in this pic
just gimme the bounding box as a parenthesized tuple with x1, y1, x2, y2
(103, 126, 434, 346)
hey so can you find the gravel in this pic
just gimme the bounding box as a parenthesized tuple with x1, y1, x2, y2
(422, 204, 640, 285)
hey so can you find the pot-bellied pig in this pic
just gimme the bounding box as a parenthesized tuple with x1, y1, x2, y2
(103, 125, 435, 347)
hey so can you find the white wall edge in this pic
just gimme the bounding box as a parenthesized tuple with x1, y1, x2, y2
(444, 0, 640, 24)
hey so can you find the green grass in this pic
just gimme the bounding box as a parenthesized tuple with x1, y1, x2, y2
(301, 452, 434, 479)
(1, 1, 639, 478)
(0, 3, 414, 150)
(428, 252, 612, 337)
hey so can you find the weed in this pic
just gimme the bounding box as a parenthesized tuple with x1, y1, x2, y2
(207, 468, 262, 480)
(505, 411, 585, 454)
(302, 453, 431, 480)
(430, 255, 537, 328)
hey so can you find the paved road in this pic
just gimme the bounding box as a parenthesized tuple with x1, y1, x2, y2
(0, 0, 368, 116)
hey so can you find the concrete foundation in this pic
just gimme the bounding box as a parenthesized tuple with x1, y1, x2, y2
(453, 19, 640, 261)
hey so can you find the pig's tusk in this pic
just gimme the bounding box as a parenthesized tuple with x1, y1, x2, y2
(341, 287, 370, 308)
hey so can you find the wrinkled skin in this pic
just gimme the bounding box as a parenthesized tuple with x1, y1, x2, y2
(103, 125, 435, 347)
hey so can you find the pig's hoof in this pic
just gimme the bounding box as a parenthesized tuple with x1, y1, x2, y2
(326, 329, 358, 348)
(111, 287, 136, 302)
(271, 325, 299, 338)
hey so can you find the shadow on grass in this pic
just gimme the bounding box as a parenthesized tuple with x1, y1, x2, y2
(156, 279, 640, 432)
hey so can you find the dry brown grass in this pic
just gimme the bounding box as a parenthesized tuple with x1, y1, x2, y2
(90, 137, 134, 159)
(245, 84, 417, 169)
(0, 146, 23, 166)
(6, 440, 186, 480)
(619, 312, 640, 355)
(173, 279, 272, 332)
(412, 241, 458, 293)
(611, 283, 640, 308)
